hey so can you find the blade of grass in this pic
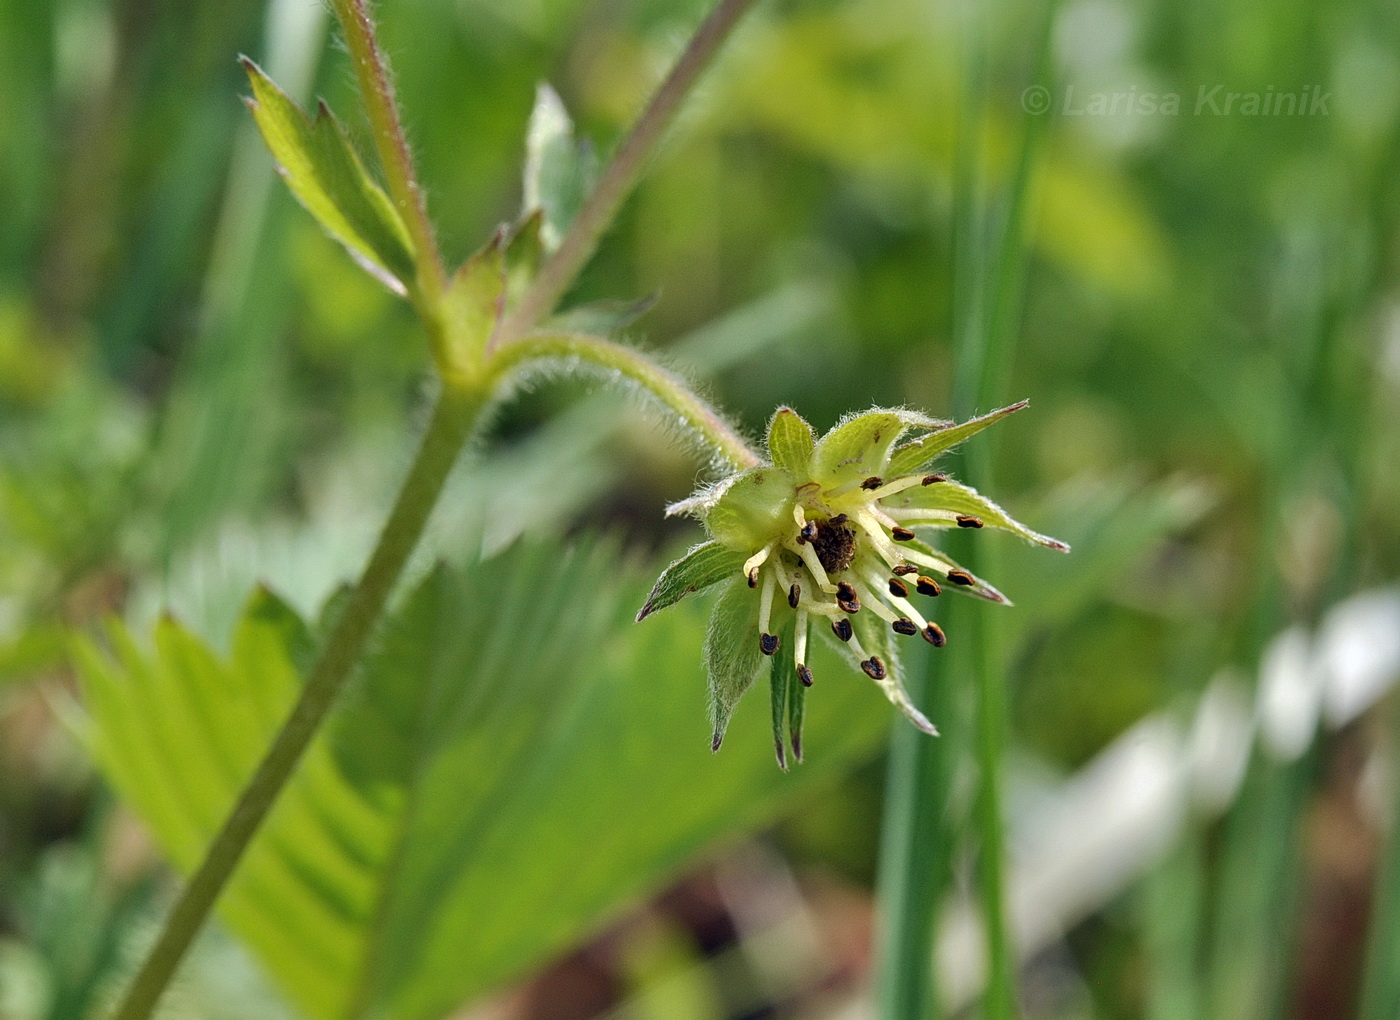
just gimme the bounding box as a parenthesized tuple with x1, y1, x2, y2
(875, 1, 1055, 1015)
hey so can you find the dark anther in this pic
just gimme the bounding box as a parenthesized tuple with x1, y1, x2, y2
(923, 622, 947, 647)
(922, 473, 947, 485)
(888, 577, 910, 598)
(892, 618, 919, 636)
(892, 526, 916, 541)
(916, 576, 941, 597)
(832, 618, 853, 642)
(788, 583, 801, 609)
(836, 581, 861, 614)
(797, 664, 814, 687)
(760, 632, 780, 655)
(861, 476, 884, 490)
(861, 656, 887, 680)
(893, 564, 918, 576)
(747, 567, 760, 588)
(797, 521, 818, 544)
(956, 515, 984, 529)
(947, 569, 975, 586)
(829, 513, 848, 525)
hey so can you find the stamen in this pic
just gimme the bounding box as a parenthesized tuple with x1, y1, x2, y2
(922, 473, 947, 484)
(851, 581, 897, 623)
(892, 526, 916, 541)
(893, 618, 919, 636)
(861, 475, 884, 490)
(893, 564, 919, 576)
(798, 520, 818, 544)
(888, 577, 910, 599)
(759, 566, 777, 634)
(759, 632, 780, 655)
(797, 664, 814, 686)
(836, 581, 861, 614)
(791, 540, 838, 593)
(831, 617, 853, 642)
(742, 544, 773, 579)
(869, 476, 925, 500)
(861, 656, 887, 680)
(788, 583, 801, 609)
(852, 511, 904, 565)
(884, 507, 959, 523)
(916, 576, 941, 597)
(956, 515, 984, 529)
(861, 569, 926, 629)
(923, 622, 947, 647)
(948, 569, 975, 586)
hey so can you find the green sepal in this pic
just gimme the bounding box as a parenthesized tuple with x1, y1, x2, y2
(240, 57, 416, 294)
(811, 408, 942, 487)
(704, 578, 765, 751)
(768, 621, 794, 770)
(441, 231, 507, 371)
(884, 479, 1070, 551)
(785, 637, 807, 764)
(886, 400, 1028, 477)
(504, 210, 544, 310)
(766, 407, 815, 477)
(900, 536, 1011, 605)
(522, 84, 598, 252)
(848, 610, 937, 735)
(637, 541, 746, 622)
(704, 467, 796, 551)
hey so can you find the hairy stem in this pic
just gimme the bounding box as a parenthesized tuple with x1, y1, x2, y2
(110, 391, 480, 1020)
(496, 0, 759, 343)
(329, 0, 446, 301)
(494, 331, 761, 471)
(111, 2, 762, 1014)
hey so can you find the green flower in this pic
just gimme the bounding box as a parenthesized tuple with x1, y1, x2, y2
(638, 401, 1068, 765)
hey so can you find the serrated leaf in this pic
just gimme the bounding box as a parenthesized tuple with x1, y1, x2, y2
(78, 542, 896, 1020)
(637, 540, 745, 621)
(705, 577, 766, 751)
(241, 57, 416, 294)
(886, 400, 1028, 477)
(522, 84, 597, 252)
(704, 467, 796, 550)
(884, 479, 1070, 551)
(766, 407, 815, 476)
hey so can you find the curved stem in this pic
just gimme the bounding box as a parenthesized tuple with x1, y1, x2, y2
(496, 0, 759, 344)
(492, 331, 761, 471)
(110, 389, 481, 1020)
(330, 0, 446, 302)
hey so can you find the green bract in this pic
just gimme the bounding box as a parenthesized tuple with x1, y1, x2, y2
(640, 401, 1069, 764)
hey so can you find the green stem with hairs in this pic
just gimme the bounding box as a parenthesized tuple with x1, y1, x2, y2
(110, 389, 481, 1020)
(491, 332, 761, 471)
(329, 0, 446, 303)
(496, 0, 760, 345)
(109, 1, 761, 1016)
